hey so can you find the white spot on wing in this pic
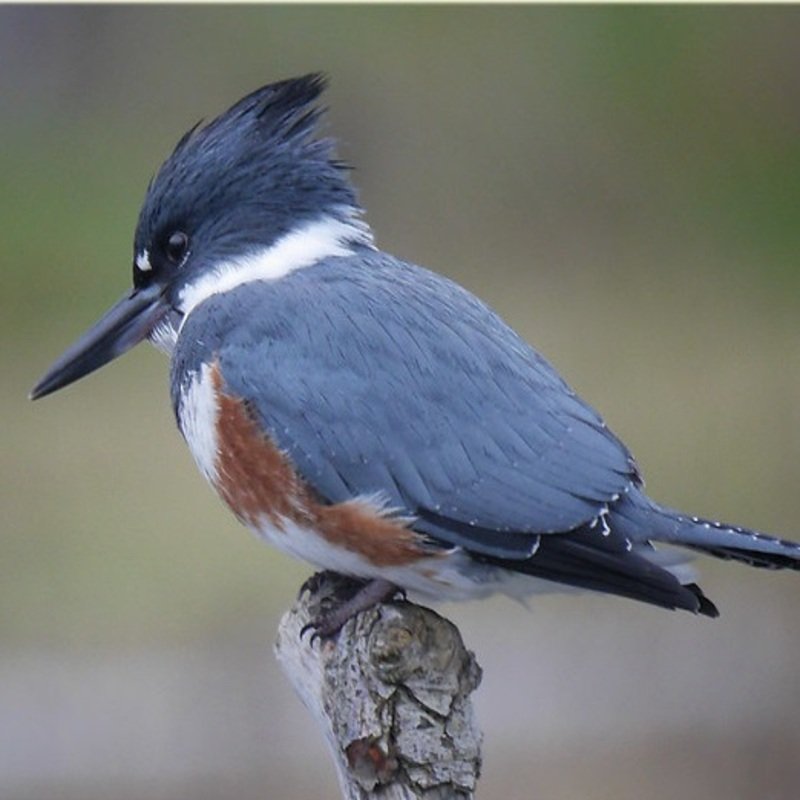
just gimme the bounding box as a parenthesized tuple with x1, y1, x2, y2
(178, 363, 219, 483)
(177, 213, 373, 318)
(589, 503, 611, 536)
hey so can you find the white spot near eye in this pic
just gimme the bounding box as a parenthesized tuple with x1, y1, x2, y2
(136, 249, 153, 272)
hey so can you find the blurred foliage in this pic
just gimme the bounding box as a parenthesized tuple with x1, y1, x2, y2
(2, 7, 800, 800)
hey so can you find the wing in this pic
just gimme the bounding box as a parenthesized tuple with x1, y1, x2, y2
(180, 253, 640, 559)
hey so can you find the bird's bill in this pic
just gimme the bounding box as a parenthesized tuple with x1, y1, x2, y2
(30, 284, 167, 400)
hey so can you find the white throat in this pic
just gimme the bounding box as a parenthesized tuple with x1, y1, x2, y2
(176, 213, 373, 319)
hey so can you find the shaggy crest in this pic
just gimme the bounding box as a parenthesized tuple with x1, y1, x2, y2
(133, 73, 360, 262)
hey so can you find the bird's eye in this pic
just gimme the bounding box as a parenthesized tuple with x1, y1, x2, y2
(165, 231, 189, 264)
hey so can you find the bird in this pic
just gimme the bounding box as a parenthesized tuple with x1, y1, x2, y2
(30, 73, 800, 635)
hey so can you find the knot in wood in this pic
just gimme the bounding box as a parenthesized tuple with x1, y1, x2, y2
(368, 604, 482, 718)
(345, 737, 399, 784)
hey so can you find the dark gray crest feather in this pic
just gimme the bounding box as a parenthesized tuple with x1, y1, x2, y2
(170, 73, 332, 162)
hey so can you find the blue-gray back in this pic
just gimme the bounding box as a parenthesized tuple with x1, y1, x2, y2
(172, 251, 640, 557)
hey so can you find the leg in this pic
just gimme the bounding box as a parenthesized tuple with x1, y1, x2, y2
(301, 576, 402, 641)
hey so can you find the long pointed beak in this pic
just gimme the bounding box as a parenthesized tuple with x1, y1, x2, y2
(30, 283, 168, 400)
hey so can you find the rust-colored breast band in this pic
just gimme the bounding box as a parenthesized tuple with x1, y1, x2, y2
(212, 362, 306, 528)
(210, 361, 431, 568)
(314, 500, 430, 567)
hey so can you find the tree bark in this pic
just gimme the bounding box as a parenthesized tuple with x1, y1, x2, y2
(274, 573, 483, 799)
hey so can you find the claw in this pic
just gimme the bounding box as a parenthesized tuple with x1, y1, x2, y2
(300, 614, 342, 645)
(299, 620, 324, 645)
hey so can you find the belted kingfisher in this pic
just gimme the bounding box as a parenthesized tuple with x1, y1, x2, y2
(31, 74, 800, 634)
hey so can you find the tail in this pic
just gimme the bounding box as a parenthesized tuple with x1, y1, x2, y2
(467, 490, 797, 619)
(614, 491, 800, 571)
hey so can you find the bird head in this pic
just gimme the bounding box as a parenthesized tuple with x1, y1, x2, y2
(31, 73, 370, 399)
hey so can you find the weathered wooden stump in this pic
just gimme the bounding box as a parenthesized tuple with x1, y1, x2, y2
(275, 573, 483, 799)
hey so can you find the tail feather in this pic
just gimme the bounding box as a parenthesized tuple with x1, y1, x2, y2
(614, 492, 800, 571)
(683, 543, 800, 571)
(683, 582, 720, 617)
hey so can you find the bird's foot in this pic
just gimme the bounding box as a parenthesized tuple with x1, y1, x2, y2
(300, 576, 403, 643)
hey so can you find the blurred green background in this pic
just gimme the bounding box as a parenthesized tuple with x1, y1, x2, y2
(3, 6, 800, 800)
